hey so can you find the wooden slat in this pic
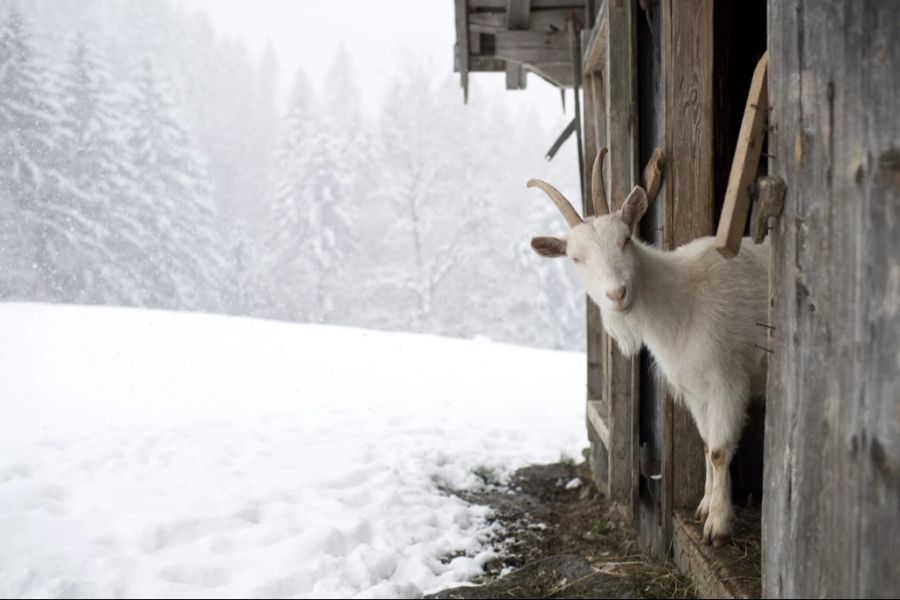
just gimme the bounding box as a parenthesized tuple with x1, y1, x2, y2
(582, 0, 608, 74)
(714, 52, 769, 258)
(672, 511, 761, 599)
(660, 0, 713, 554)
(454, 0, 470, 102)
(586, 399, 611, 449)
(568, 17, 585, 205)
(505, 60, 527, 89)
(604, 0, 638, 524)
(506, 0, 531, 29)
(642, 147, 665, 202)
(495, 29, 570, 65)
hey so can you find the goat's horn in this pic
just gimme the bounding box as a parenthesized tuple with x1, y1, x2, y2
(592, 147, 610, 216)
(527, 179, 583, 228)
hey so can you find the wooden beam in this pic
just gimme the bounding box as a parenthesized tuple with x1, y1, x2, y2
(582, 0, 607, 74)
(505, 60, 527, 89)
(568, 16, 585, 205)
(604, 0, 638, 524)
(495, 29, 571, 65)
(660, 0, 714, 555)
(715, 52, 769, 257)
(454, 0, 470, 103)
(587, 399, 610, 449)
(642, 147, 665, 202)
(506, 0, 531, 29)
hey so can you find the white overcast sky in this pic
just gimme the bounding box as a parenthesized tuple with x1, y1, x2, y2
(176, 0, 569, 127)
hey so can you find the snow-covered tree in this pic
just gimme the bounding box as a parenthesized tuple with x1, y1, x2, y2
(0, 6, 73, 301)
(126, 58, 225, 311)
(55, 34, 148, 305)
(264, 65, 352, 323)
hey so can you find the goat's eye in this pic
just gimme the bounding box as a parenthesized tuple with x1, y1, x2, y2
(572, 257, 582, 264)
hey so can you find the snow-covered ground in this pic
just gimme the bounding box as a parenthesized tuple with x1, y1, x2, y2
(0, 304, 585, 599)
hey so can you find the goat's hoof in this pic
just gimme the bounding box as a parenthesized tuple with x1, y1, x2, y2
(695, 497, 710, 522)
(702, 513, 733, 547)
(695, 505, 709, 522)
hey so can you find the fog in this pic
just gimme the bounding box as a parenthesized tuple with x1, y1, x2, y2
(0, 0, 585, 349)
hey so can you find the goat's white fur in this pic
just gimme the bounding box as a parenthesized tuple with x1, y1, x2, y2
(532, 185, 768, 546)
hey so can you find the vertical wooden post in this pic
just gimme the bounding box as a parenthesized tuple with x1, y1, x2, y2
(660, 0, 713, 545)
(764, 1, 900, 597)
(605, 0, 639, 523)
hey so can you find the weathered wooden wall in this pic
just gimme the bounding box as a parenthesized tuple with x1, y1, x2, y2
(764, 1, 900, 597)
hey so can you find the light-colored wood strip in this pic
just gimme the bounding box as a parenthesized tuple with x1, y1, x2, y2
(587, 399, 611, 450)
(582, 0, 608, 75)
(715, 52, 769, 258)
(506, 0, 531, 29)
(643, 147, 665, 202)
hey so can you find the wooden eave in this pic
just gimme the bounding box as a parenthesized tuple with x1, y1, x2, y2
(454, 0, 589, 100)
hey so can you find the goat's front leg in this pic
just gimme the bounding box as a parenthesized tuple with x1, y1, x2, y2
(702, 387, 747, 547)
(695, 444, 714, 522)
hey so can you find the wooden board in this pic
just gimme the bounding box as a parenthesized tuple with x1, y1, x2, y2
(763, 1, 900, 597)
(660, 0, 712, 544)
(454, 0, 470, 102)
(604, 0, 639, 524)
(714, 53, 769, 258)
(587, 398, 611, 449)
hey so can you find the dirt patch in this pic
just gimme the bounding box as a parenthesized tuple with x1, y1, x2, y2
(429, 462, 695, 599)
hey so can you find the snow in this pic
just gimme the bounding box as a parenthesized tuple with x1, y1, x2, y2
(564, 478, 582, 490)
(0, 303, 585, 599)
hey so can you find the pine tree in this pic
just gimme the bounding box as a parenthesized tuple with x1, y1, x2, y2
(265, 65, 351, 323)
(263, 66, 319, 321)
(126, 58, 224, 311)
(0, 6, 72, 301)
(56, 34, 145, 305)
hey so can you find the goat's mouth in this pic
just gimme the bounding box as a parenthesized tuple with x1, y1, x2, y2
(610, 296, 633, 314)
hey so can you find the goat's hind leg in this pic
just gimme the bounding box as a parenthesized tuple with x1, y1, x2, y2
(702, 387, 747, 547)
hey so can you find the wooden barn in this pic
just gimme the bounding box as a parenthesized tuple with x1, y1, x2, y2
(454, 1, 899, 597)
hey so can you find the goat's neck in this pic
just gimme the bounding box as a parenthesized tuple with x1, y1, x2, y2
(600, 240, 690, 355)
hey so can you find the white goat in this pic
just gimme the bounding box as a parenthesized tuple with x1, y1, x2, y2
(529, 150, 767, 546)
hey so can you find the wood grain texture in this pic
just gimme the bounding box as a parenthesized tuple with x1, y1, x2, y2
(715, 53, 769, 258)
(764, 1, 900, 597)
(455, 0, 470, 102)
(604, 0, 639, 524)
(660, 0, 711, 523)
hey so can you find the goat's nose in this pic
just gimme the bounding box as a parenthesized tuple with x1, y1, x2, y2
(606, 286, 627, 302)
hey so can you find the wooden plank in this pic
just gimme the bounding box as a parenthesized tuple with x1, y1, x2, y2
(604, 0, 638, 524)
(763, 1, 900, 597)
(506, 0, 531, 29)
(505, 60, 527, 89)
(642, 147, 665, 201)
(714, 53, 769, 258)
(586, 399, 611, 449)
(660, 0, 713, 548)
(672, 511, 761, 599)
(495, 29, 571, 65)
(568, 17, 585, 205)
(455, 55, 506, 73)
(470, 0, 585, 9)
(582, 0, 607, 74)
(454, 0, 470, 102)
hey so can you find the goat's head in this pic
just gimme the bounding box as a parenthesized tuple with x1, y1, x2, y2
(529, 148, 648, 314)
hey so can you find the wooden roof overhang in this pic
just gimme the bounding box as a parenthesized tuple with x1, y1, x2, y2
(454, 0, 591, 101)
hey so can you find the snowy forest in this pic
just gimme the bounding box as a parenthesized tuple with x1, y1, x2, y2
(0, 0, 584, 349)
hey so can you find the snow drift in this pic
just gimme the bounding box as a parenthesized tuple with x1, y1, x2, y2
(0, 304, 584, 598)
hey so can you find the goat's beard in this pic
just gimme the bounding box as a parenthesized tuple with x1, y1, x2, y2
(602, 308, 643, 357)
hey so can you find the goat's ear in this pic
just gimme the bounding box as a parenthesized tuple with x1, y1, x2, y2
(620, 186, 648, 229)
(531, 236, 567, 258)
